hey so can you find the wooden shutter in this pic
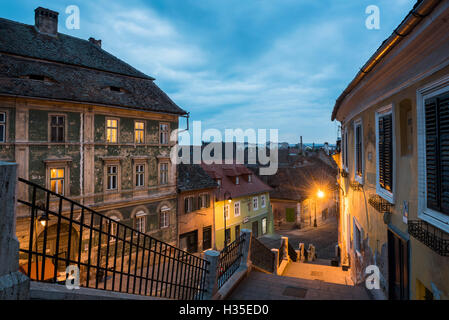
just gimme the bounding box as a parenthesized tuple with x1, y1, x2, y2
(356, 125, 362, 176)
(205, 193, 210, 208)
(425, 97, 440, 211)
(184, 197, 189, 214)
(426, 94, 449, 215)
(439, 95, 449, 214)
(378, 114, 393, 192)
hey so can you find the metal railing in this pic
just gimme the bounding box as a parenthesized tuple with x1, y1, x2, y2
(368, 194, 393, 213)
(17, 178, 209, 300)
(250, 235, 274, 273)
(217, 233, 245, 289)
(409, 220, 449, 257)
(287, 242, 297, 262)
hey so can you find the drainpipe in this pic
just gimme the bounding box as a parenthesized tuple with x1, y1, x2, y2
(80, 112, 84, 204)
(331, 0, 441, 121)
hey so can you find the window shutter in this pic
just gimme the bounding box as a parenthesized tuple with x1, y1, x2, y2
(184, 198, 189, 214)
(383, 114, 393, 192)
(205, 193, 210, 208)
(378, 114, 393, 192)
(439, 96, 449, 214)
(425, 98, 440, 211)
(356, 125, 362, 176)
(198, 195, 203, 209)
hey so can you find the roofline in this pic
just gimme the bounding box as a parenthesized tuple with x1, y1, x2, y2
(0, 17, 155, 81)
(0, 93, 188, 116)
(331, 0, 441, 121)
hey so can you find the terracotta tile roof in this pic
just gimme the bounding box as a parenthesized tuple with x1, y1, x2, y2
(0, 17, 187, 115)
(201, 163, 272, 200)
(258, 164, 337, 201)
(177, 164, 218, 192)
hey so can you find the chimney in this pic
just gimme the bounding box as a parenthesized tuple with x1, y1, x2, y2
(89, 37, 102, 48)
(35, 7, 59, 35)
(300, 136, 303, 155)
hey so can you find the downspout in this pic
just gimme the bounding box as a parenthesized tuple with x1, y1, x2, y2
(80, 112, 84, 204)
(331, 0, 441, 121)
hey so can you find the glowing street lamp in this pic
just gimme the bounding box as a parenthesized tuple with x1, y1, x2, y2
(314, 189, 325, 227)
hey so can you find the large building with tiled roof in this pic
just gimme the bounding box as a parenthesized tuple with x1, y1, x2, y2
(0, 7, 186, 273)
(201, 163, 273, 250)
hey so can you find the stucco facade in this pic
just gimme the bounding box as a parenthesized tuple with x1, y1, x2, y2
(334, 0, 449, 300)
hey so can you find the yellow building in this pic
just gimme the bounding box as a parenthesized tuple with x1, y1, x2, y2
(201, 164, 273, 250)
(332, 0, 449, 300)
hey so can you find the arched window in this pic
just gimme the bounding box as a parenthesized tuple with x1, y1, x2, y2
(135, 211, 147, 233)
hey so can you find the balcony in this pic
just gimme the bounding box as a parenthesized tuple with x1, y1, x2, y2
(409, 220, 449, 257)
(349, 180, 362, 191)
(368, 194, 393, 213)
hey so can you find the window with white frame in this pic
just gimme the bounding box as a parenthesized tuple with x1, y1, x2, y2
(354, 119, 363, 183)
(376, 105, 394, 203)
(234, 202, 240, 217)
(0, 112, 5, 142)
(418, 85, 449, 231)
(261, 195, 266, 208)
(253, 197, 258, 210)
(160, 162, 169, 185)
(107, 165, 118, 190)
(135, 211, 147, 233)
(160, 206, 170, 228)
(199, 193, 210, 209)
(160, 123, 169, 145)
(135, 164, 145, 187)
(184, 196, 194, 213)
(353, 219, 362, 255)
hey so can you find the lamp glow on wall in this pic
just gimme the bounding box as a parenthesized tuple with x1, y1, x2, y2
(314, 189, 325, 228)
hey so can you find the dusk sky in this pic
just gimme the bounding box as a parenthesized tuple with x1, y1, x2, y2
(1, 0, 416, 144)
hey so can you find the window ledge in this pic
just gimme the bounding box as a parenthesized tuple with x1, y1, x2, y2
(376, 185, 394, 204)
(419, 209, 449, 234)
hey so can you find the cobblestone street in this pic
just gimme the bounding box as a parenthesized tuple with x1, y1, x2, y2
(277, 216, 338, 260)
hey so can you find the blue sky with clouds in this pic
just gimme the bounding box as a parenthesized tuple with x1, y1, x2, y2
(1, 0, 416, 143)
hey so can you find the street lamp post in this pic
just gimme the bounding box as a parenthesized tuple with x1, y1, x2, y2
(314, 190, 324, 228)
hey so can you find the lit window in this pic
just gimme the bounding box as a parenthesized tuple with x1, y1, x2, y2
(160, 123, 169, 145)
(107, 165, 118, 190)
(160, 163, 168, 185)
(234, 202, 240, 217)
(134, 121, 144, 144)
(253, 197, 259, 210)
(136, 212, 146, 233)
(50, 115, 65, 142)
(50, 168, 64, 195)
(106, 119, 118, 143)
(0, 112, 5, 142)
(135, 164, 145, 187)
